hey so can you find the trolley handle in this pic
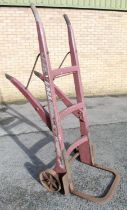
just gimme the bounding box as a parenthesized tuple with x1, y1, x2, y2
(63, 14, 71, 25)
(31, 4, 40, 23)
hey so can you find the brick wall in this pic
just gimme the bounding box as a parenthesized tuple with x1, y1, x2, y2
(0, 7, 127, 103)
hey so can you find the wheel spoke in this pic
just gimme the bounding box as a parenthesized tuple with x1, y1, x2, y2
(49, 174, 54, 182)
(51, 181, 58, 189)
(49, 183, 54, 191)
(43, 172, 49, 180)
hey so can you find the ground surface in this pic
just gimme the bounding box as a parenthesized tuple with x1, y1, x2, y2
(0, 96, 127, 210)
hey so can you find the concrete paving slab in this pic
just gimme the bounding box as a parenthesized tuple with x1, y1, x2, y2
(1, 95, 127, 136)
(0, 96, 127, 210)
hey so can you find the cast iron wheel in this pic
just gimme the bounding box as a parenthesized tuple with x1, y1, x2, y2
(39, 169, 61, 192)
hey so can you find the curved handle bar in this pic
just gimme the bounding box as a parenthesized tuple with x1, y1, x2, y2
(63, 14, 71, 25)
(70, 163, 120, 204)
(31, 4, 40, 22)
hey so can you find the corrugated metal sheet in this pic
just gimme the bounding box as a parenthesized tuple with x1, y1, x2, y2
(0, 0, 127, 11)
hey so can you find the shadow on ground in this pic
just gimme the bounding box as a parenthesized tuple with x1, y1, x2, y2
(0, 100, 127, 210)
(0, 103, 55, 182)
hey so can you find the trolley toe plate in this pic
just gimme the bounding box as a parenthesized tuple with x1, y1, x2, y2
(69, 163, 120, 204)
